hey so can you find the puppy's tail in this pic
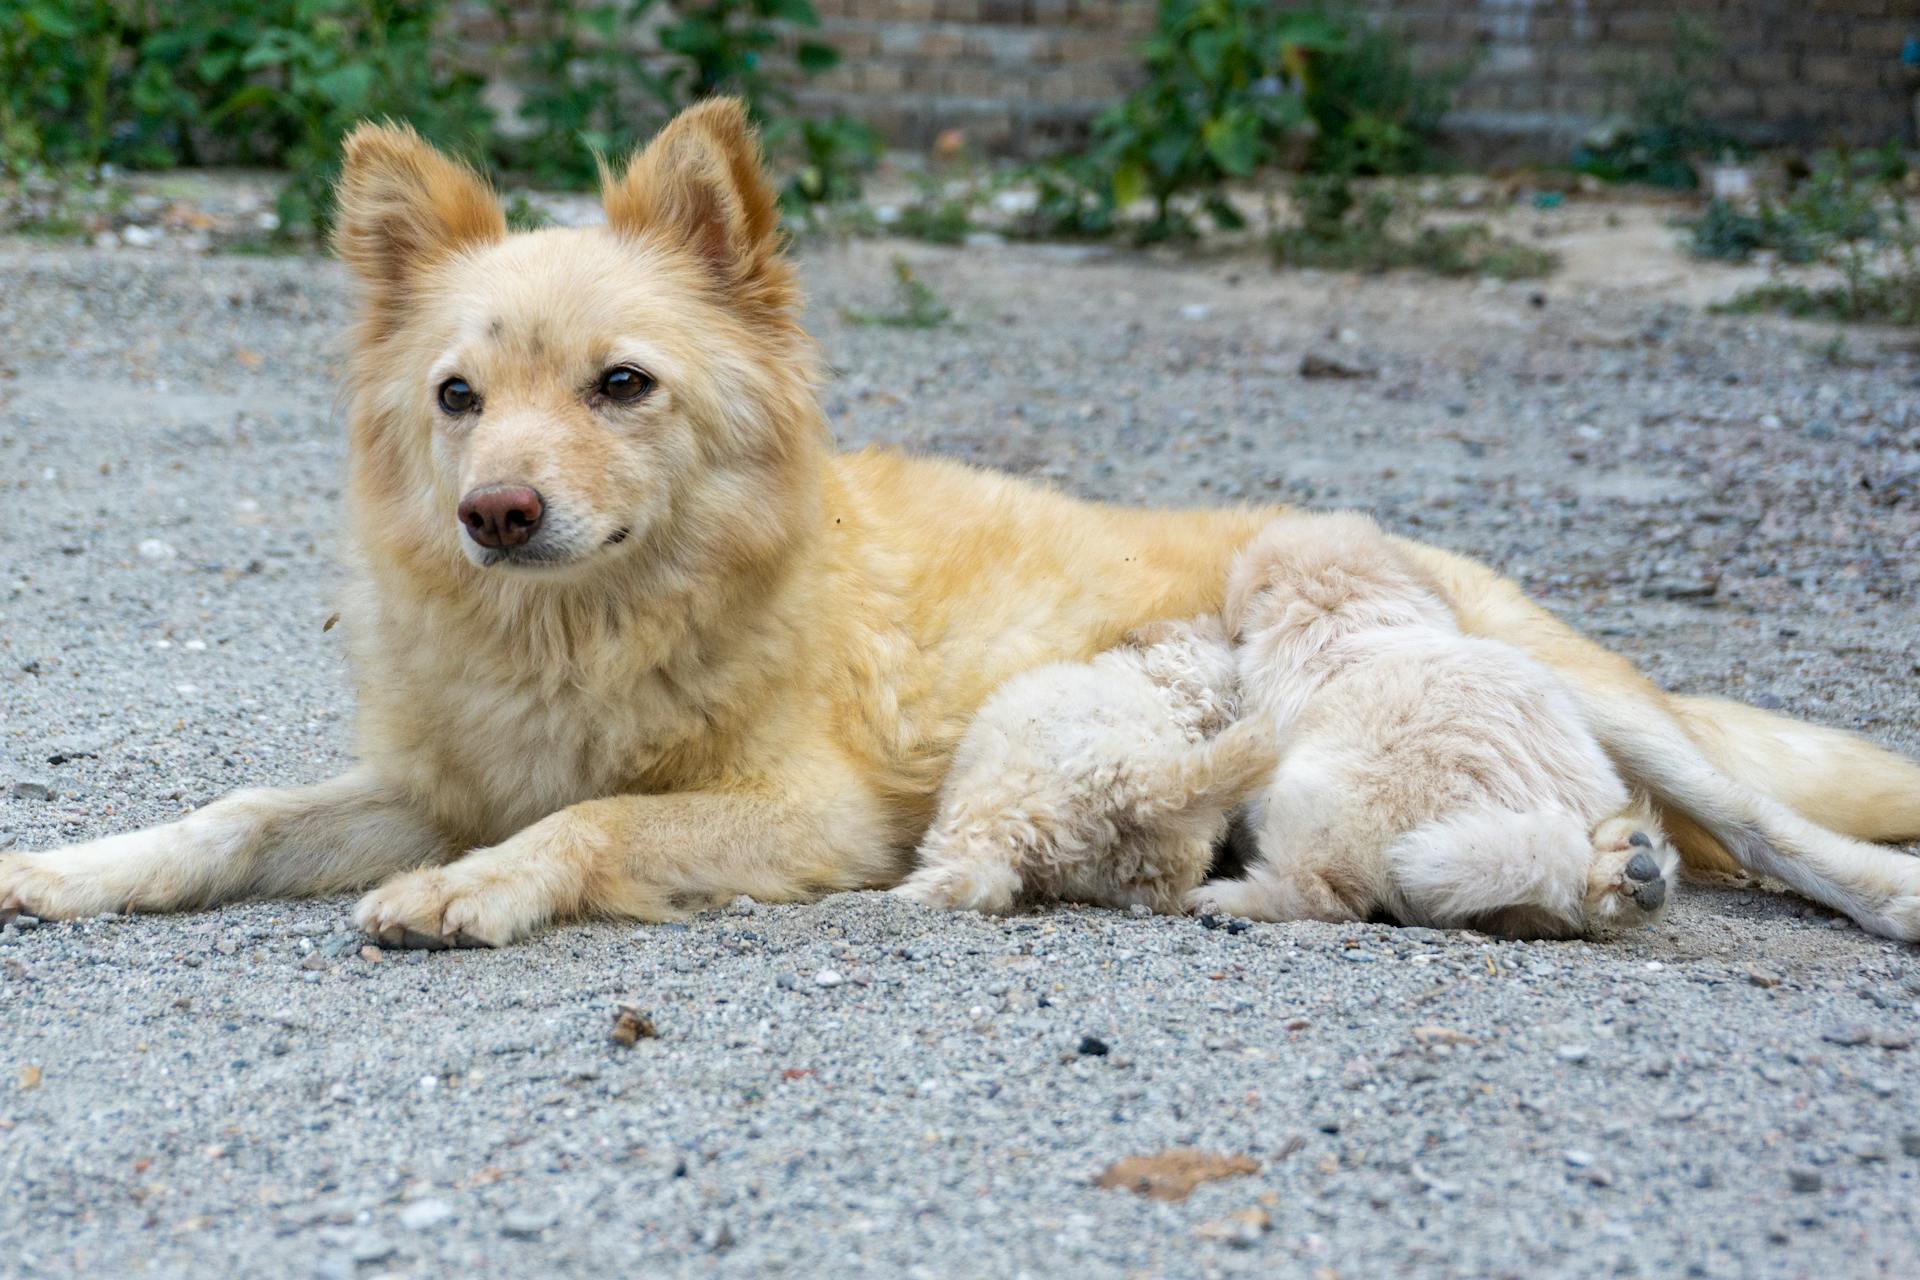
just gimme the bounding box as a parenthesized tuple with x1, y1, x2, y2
(1134, 719, 1282, 820)
(1387, 808, 1590, 932)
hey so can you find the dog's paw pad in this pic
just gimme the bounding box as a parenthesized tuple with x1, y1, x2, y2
(1623, 848, 1667, 909)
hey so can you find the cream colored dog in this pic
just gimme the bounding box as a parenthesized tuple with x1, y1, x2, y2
(895, 616, 1276, 914)
(5, 100, 1920, 947)
(1189, 513, 1679, 938)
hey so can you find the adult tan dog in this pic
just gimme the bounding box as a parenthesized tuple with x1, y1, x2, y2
(4, 100, 1919, 946)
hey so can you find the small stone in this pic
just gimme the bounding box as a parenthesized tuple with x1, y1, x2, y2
(813, 968, 843, 989)
(1848, 1133, 1889, 1162)
(1556, 1044, 1590, 1064)
(1299, 352, 1376, 380)
(7, 781, 53, 802)
(137, 538, 177, 561)
(1193, 1207, 1269, 1245)
(299, 954, 330, 972)
(1787, 1167, 1822, 1193)
(609, 1003, 656, 1047)
(1644, 576, 1718, 601)
(1078, 1035, 1110, 1057)
(359, 945, 383, 963)
(398, 1198, 454, 1230)
(1899, 1130, 1920, 1158)
(1874, 1030, 1913, 1050)
(499, 1210, 555, 1239)
(775, 973, 800, 991)
(1127, 903, 1152, 918)
(727, 894, 757, 916)
(1563, 1149, 1595, 1168)
(347, 1235, 396, 1265)
(1821, 1025, 1872, 1047)
(1745, 965, 1783, 989)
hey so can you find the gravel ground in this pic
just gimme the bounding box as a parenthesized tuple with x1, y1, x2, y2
(3, 203, 1920, 1277)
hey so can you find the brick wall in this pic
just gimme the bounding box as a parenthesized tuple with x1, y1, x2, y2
(789, 0, 1920, 158)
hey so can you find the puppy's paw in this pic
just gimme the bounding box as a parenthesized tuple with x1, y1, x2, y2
(1186, 879, 1257, 919)
(890, 862, 1020, 914)
(1586, 821, 1678, 932)
(354, 864, 537, 949)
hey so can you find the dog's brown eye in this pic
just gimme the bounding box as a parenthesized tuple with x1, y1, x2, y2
(599, 366, 653, 403)
(438, 377, 476, 414)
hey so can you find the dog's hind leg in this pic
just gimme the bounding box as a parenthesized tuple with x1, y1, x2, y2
(1579, 687, 1920, 941)
(0, 768, 453, 923)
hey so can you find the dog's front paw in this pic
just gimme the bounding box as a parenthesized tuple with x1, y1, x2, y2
(0, 828, 177, 922)
(0, 853, 106, 922)
(353, 864, 537, 949)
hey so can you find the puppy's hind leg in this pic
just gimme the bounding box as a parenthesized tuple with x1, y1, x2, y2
(892, 814, 1028, 914)
(1388, 808, 1593, 936)
(1187, 861, 1366, 923)
(1187, 753, 1374, 923)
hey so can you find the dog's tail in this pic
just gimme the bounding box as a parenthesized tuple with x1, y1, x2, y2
(1133, 719, 1282, 821)
(1387, 808, 1591, 932)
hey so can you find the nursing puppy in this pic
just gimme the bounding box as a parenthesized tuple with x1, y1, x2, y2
(1190, 513, 1678, 938)
(895, 616, 1276, 914)
(6, 98, 1920, 946)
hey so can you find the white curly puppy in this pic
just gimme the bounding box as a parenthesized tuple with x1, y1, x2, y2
(895, 615, 1277, 915)
(1189, 512, 1678, 939)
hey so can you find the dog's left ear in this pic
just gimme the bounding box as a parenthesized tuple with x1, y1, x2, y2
(602, 98, 795, 317)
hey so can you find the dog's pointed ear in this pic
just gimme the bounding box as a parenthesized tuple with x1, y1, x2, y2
(601, 98, 794, 315)
(332, 122, 504, 315)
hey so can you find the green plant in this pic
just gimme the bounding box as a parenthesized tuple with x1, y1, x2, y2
(844, 258, 952, 329)
(1, 0, 875, 236)
(1271, 173, 1556, 279)
(195, 1, 490, 230)
(1700, 147, 1919, 327)
(1021, 3, 1456, 244)
(493, 0, 672, 187)
(1299, 13, 1461, 177)
(1082, 0, 1343, 240)
(1574, 16, 1738, 188)
(777, 115, 880, 210)
(891, 181, 977, 244)
(0, 0, 129, 174)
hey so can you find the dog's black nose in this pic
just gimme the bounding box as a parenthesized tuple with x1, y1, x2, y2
(459, 485, 544, 550)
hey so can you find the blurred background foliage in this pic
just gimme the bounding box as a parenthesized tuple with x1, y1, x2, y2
(0, 0, 874, 229)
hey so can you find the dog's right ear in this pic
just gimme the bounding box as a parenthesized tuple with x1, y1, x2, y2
(332, 122, 504, 322)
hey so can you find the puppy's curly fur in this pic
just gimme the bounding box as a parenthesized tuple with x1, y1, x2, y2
(895, 616, 1277, 914)
(1190, 512, 1679, 939)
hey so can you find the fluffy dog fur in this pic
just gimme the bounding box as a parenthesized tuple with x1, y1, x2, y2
(6, 100, 1920, 946)
(895, 616, 1277, 914)
(1189, 513, 1678, 938)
